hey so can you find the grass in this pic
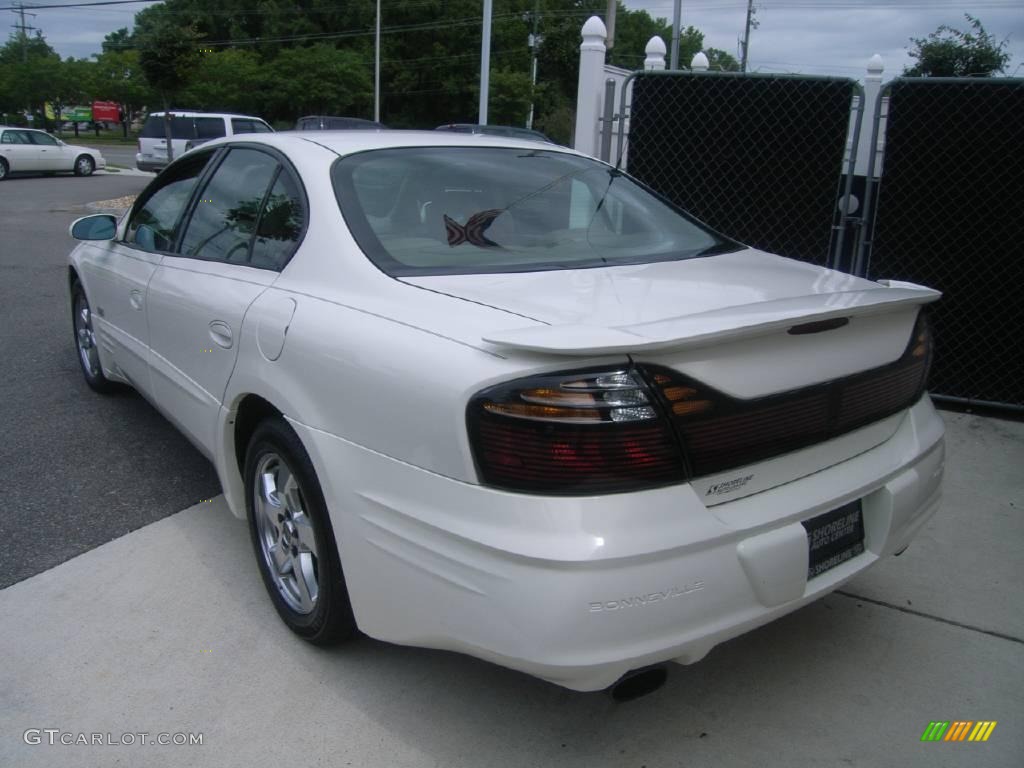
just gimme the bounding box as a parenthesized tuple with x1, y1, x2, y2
(58, 133, 139, 145)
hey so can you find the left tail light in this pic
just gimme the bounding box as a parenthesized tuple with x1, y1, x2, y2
(467, 368, 685, 494)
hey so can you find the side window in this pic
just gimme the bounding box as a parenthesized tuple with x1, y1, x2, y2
(251, 170, 305, 270)
(195, 117, 226, 140)
(28, 132, 59, 146)
(231, 118, 272, 134)
(178, 148, 278, 263)
(126, 152, 214, 253)
(1, 131, 21, 144)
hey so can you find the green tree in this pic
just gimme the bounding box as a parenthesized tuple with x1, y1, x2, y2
(0, 32, 61, 124)
(265, 44, 372, 119)
(101, 27, 135, 54)
(136, 13, 203, 161)
(705, 47, 740, 72)
(904, 14, 1011, 77)
(92, 48, 149, 132)
(181, 48, 266, 116)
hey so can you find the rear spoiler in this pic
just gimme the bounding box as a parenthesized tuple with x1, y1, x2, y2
(481, 281, 941, 355)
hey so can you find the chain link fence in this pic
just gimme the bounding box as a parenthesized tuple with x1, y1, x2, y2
(622, 71, 862, 267)
(862, 78, 1024, 411)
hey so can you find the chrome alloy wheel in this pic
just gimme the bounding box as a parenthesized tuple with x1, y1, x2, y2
(254, 453, 320, 614)
(74, 294, 101, 378)
(75, 156, 94, 176)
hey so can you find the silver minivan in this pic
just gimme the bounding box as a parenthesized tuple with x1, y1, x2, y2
(135, 111, 273, 172)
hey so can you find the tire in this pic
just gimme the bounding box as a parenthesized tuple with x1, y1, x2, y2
(71, 281, 118, 393)
(74, 155, 95, 177)
(244, 417, 356, 645)
(0, 158, 8, 180)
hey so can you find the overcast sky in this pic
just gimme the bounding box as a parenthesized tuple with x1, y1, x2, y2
(14, 0, 1024, 80)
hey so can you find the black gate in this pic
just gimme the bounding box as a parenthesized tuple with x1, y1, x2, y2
(623, 71, 862, 267)
(861, 78, 1024, 411)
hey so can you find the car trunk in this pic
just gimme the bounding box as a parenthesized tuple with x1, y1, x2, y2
(404, 249, 940, 501)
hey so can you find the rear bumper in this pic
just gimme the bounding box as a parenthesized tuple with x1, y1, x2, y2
(291, 396, 944, 691)
(135, 154, 165, 172)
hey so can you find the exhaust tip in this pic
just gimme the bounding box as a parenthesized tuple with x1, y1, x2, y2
(608, 665, 668, 702)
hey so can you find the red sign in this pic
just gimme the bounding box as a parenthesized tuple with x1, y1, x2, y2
(91, 101, 121, 122)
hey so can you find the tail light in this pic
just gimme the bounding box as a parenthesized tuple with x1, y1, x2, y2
(468, 311, 934, 494)
(467, 368, 685, 494)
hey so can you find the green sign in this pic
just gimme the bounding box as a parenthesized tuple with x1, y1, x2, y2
(68, 106, 92, 122)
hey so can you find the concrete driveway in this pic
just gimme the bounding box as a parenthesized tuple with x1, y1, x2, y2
(1, 416, 1020, 768)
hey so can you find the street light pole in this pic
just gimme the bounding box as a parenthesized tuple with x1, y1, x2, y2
(374, 0, 381, 122)
(479, 0, 492, 125)
(670, 0, 681, 70)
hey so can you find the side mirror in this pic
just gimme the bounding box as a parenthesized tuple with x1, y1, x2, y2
(69, 213, 117, 241)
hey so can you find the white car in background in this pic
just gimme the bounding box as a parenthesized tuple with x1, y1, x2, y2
(0, 126, 105, 179)
(66, 132, 944, 699)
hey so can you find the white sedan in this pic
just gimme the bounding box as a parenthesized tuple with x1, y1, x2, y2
(0, 125, 106, 179)
(66, 132, 944, 699)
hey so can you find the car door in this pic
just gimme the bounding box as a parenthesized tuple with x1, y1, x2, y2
(0, 129, 40, 171)
(145, 145, 297, 458)
(26, 130, 64, 170)
(80, 150, 216, 395)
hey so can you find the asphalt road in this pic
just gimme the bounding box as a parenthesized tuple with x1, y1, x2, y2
(0, 174, 221, 588)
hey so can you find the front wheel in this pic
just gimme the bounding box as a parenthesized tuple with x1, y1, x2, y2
(74, 155, 95, 177)
(71, 282, 117, 393)
(244, 417, 356, 645)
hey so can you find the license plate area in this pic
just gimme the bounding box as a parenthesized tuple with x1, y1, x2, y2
(802, 500, 865, 579)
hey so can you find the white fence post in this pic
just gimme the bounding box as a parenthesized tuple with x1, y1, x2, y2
(856, 54, 885, 177)
(690, 52, 709, 72)
(644, 37, 666, 71)
(573, 16, 607, 157)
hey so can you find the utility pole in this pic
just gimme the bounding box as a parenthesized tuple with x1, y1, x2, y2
(525, 0, 541, 129)
(740, 0, 754, 73)
(11, 2, 38, 63)
(670, 0, 681, 70)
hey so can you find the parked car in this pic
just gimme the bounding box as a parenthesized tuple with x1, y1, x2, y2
(436, 123, 553, 143)
(0, 126, 105, 179)
(67, 131, 944, 699)
(136, 111, 272, 172)
(294, 115, 387, 131)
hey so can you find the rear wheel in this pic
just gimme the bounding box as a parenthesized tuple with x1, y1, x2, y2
(0, 158, 8, 180)
(244, 417, 356, 645)
(71, 281, 117, 393)
(74, 155, 95, 177)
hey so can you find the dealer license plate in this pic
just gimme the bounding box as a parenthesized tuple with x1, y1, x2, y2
(802, 500, 865, 579)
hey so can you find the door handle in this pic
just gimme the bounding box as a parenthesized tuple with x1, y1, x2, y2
(209, 321, 233, 349)
(129, 289, 143, 310)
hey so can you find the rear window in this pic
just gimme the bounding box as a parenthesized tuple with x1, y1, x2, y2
(331, 147, 738, 277)
(231, 118, 272, 134)
(141, 116, 196, 140)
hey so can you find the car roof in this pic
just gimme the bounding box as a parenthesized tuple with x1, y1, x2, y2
(191, 130, 583, 160)
(146, 111, 267, 120)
